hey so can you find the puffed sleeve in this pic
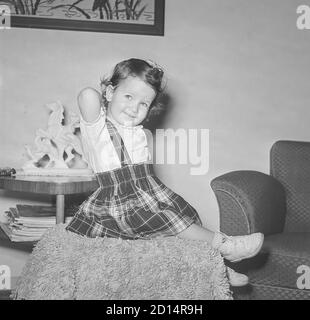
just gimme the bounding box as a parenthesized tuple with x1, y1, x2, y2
(79, 107, 106, 169)
(79, 107, 106, 140)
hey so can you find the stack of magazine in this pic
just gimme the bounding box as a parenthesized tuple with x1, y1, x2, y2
(0, 204, 77, 242)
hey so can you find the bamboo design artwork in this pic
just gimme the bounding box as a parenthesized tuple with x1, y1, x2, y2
(3, 0, 164, 35)
(2, 0, 153, 23)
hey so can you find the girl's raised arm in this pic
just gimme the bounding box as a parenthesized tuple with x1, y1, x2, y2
(78, 87, 103, 123)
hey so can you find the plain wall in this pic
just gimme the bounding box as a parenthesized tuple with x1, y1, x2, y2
(1, 0, 310, 282)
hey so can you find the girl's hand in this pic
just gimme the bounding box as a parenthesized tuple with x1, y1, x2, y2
(78, 87, 103, 123)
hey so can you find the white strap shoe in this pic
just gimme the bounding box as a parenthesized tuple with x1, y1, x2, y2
(226, 267, 249, 287)
(212, 232, 264, 262)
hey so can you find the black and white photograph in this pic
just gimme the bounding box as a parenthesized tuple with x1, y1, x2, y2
(1, 0, 310, 305)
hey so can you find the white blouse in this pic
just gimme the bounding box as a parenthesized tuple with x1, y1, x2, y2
(79, 107, 151, 173)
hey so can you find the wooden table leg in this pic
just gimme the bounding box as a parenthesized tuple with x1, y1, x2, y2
(56, 194, 65, 224)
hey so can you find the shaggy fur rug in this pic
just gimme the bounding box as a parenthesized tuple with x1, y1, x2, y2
(13, 224, 232, 300)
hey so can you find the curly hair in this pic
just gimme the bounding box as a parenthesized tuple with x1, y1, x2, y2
(100, 58, 165, 123)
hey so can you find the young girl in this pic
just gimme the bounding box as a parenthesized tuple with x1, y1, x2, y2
(66, 58, 264, 287)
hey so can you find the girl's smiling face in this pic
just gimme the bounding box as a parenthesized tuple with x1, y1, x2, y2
(106, 76, 156, 127)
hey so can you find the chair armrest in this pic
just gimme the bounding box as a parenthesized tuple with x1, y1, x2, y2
(211, 170, 286, 236)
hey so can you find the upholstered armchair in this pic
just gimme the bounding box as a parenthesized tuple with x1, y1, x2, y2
(211, 140, 310, 300)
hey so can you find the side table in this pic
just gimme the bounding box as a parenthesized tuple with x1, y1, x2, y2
(0, 175, 99, 298)
(0, 175, 99, 224)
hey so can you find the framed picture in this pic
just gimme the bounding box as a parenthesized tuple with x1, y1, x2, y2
(3, 0, 165, 36)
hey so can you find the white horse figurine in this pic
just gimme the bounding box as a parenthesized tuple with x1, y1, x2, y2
(23, 101, 89, 172)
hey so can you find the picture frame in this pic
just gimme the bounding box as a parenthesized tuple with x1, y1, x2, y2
(5, 0, 165, 36)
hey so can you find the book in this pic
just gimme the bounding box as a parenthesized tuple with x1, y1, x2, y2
(0, 223, 39, 242)
(15, 204, 77, 217)
(1, 204, 75, 242)
(15, 204, 57, 217)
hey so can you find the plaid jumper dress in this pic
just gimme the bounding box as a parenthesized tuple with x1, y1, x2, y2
(66, 119, 202, 239)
